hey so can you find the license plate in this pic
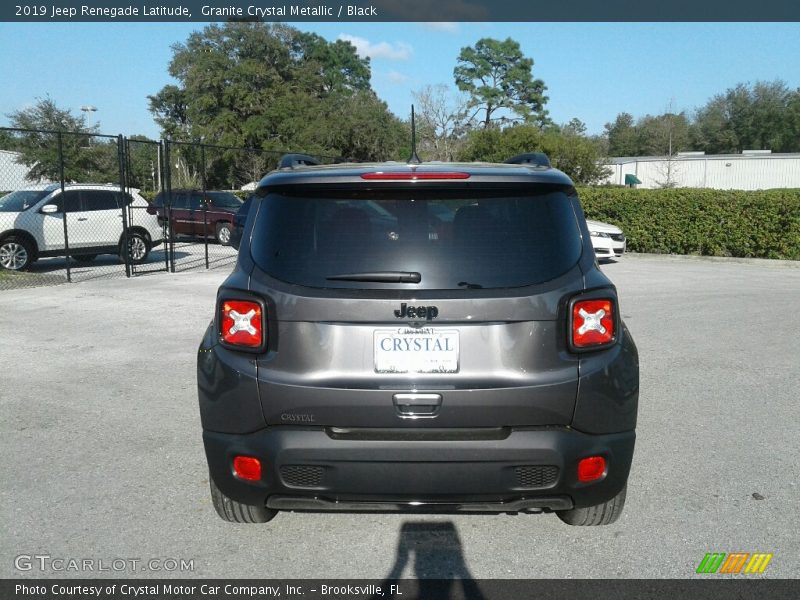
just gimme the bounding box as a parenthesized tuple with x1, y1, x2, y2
(373, 328, 459, 373)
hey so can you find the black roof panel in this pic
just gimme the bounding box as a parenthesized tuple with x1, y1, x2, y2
(257, 161, 574, 191)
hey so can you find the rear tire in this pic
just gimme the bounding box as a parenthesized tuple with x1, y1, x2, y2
(0, 236, 34, 271)
(209, 476, 277, 524)
(556, 483, 627, 526)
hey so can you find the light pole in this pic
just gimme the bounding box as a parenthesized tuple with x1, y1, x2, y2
(80, 105, 97, 130)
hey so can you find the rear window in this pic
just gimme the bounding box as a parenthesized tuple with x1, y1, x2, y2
(250, 186, 582, 289)
(207, 192, 243, 209)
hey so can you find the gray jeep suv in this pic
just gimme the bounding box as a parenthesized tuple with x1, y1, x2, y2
(198, 153, 639, 526)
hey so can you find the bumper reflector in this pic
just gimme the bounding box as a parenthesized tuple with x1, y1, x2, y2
(577, 456, 606, 482)
(233, 456, 262, 481)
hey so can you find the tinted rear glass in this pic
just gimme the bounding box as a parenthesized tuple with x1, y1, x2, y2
(82, 190, 120, 211)
(250, 186, 582, 289)
(207, 192, 242, 209)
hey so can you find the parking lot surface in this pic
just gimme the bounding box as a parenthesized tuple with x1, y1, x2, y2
(1, 255, 798, 578)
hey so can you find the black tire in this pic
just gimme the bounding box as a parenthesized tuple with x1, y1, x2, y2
(216, 222, 232, 245)
(209, 476, 277, 524)
(73, 254, 97, 263)
(556, 484, 627, 526)
(0, 236, 34, 271)
(120, 232, 150, 265)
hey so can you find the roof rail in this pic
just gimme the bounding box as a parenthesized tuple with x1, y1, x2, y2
(505, 152, 551, 168)
(278, 153, 321, 169)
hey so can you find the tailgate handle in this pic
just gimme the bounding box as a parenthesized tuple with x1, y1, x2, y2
(393, 393, 442, 418)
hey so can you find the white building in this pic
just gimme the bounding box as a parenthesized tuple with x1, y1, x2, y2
(602, 151, 800, 190)
(0, 150, 48, 191)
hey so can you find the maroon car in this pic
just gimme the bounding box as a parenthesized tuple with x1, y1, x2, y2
(147, 189, 243, 245)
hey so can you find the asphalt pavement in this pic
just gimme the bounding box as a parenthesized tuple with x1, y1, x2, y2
(1, 254, 798, 579)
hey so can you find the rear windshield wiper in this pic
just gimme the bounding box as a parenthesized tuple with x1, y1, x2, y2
(326, 271, 421, 283)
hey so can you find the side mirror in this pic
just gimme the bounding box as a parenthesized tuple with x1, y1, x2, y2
(41, 204, 59, 214)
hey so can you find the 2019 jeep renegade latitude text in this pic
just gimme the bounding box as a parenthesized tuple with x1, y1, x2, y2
(198, 154, 639, 526)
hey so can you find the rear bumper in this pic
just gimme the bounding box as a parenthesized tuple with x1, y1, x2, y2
(203, 426, 635, 513)
(266, 495, 574, 513)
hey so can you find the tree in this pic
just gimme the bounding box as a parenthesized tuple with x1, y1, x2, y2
(125, 135, 162, 193)
(458, 123, 610, 185)
(690, 95, 735, 154)
(235, 151, 276, 188)
(411, 84, 472, 161)
(170, 155, 202, 189)
(6, 97, 117, 183)
(297, 32, 371, 95)
(315, 91, 408, 162)
(562, 118, 587, 136)
(545, 123, 612, 185)
(453, 37, 550, 129)
(637, 112, 691, 155)
(604, 110, 691, 158)
(692, 80, 800, 153)
(148, 85, 189, 141)
(149, 22, 405, 171)
(643, 110, 689, 188)
(0, 128, 17, 151)
(787, 90, 800, 152)
(604, 113, 639, 156)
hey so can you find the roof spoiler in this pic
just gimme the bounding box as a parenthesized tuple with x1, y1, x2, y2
(505, 153, 551, 168)
(278, 153, 321, 169)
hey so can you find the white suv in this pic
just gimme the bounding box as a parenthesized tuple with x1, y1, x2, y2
(0, 184, 163, 271)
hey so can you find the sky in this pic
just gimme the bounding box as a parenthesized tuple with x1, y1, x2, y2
(1, 21, 799, 140)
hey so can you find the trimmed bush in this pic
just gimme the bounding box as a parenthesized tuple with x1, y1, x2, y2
(576, 187, 800, 260)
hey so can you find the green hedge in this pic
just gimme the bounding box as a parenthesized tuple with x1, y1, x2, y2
(576, 187, 800, 260)
(134, 185, 799, 260)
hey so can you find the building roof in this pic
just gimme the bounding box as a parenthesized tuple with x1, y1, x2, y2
(607, 152, 800, 164)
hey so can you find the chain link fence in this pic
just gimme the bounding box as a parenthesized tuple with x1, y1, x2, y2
(162, 141, 255, 272)
(1, 126, 341, 290)
(0, 128, 134, 287)
(124, 137, 170, 276)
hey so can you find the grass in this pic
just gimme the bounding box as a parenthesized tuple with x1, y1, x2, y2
(0, 268, 68, 290)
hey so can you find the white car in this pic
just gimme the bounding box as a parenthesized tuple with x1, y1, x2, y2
(0, 183, 163, 271)
(586, 219, 626, 260)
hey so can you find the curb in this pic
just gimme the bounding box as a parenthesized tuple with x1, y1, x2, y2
(623, 252, 800, 268)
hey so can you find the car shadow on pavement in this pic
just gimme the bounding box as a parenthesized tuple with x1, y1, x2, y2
(1, 247, 236, 289)
(25, 250, 194, 274)
(374, 521, 487, 599)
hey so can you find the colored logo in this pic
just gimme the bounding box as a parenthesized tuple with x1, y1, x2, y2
(696, 552, 773, 574)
